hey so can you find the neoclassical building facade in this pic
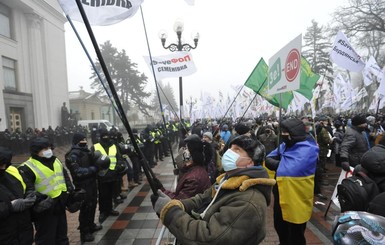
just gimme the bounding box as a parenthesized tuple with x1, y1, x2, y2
(0, 0, 68, 131)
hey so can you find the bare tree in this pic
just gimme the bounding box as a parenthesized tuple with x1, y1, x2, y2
(332, 0, 385, 66)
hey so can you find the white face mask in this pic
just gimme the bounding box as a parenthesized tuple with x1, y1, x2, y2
(42, 149, 53, 158)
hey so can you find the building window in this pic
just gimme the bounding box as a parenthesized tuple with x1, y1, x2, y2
(2, 57, 17, 91)
(0, 3, 11, 38)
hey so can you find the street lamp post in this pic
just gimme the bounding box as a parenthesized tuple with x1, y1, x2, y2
(159, 19, 199, 122)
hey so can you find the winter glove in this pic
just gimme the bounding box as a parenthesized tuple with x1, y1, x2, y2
(11, 195, 35, 212)
(33, 195, 54, 213)
(153, 178, 165, 191)
(24, 192, 37, 209)
(11, 199, 26, 212)
(151, 190, 171, 215)
(341, 162, 350, 172)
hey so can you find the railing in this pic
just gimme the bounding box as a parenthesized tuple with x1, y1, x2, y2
(155, 175, 178, 245)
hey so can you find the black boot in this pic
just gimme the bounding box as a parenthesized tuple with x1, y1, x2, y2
(81, 233, 95, 243)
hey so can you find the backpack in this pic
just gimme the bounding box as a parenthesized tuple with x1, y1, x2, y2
(337, 171, 379, 212)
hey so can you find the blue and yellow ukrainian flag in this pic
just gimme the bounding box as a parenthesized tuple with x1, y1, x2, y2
(269, 140, 319, 224)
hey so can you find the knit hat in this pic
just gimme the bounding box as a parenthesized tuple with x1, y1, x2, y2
(203, 132, 213, 141)
(229, 135, 266, 166)
(72, 132, 86, 145)
(280, 118, 306, 142)
(30, 137, 51, 154)
(0, 146, 12, 166)
(235, 123, 250, 135)
(99, 128, 109, 138)
(184, 134, 203, 152)
(352, 114, 367, 126)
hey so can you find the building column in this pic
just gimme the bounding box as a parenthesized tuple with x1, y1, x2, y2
(26, 13, 49, 128)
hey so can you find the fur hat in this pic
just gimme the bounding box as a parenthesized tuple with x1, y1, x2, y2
(229, 135, 266, 166)
(352, 114, 367, 126)
(30, 137, 51, 154)
(235, 123, 250, 135)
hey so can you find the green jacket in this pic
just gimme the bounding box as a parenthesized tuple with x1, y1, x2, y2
(160, 167, 276, 245)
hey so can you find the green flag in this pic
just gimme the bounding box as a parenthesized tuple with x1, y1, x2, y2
(244, 56, 319, 110)
(297, 57, 320, 100)
(244, 58, 268, 93)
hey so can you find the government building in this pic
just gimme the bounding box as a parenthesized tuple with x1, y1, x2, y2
(0, 0, 68, 131)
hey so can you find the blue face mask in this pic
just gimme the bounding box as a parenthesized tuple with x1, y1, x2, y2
(222, 149, 240, 172)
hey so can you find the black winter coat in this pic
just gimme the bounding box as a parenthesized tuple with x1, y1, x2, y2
(340, 126, 369, 167)
(0, 169, 34, 245)
(360, 144, 385, 192)
(65, 146, 97, 187)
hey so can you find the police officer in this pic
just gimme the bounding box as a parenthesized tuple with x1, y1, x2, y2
(91, 129, 124, 223)
(142, 125, 156, 168)
(0, 146, 36, 244)
(19, 137, 74, 245)
(65, 133, 104, 243)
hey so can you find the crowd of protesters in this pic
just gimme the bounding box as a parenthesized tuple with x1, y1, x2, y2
(1, 113, 385, 244)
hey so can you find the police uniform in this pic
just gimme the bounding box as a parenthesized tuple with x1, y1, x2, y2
(90, 129, 122, 223)
(65, 133, 101, 242)
(0, 147, 34, 245)
(19, 137, 73, 245)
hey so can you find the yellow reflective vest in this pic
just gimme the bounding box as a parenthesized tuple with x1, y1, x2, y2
(6, 165, 26, 193)
(94, 143, 117, 170)
(22, 158, 67, 198)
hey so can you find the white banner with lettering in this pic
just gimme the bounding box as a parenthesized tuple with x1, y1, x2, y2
(330, 31, 365, 72)
(144, 52, 197, 80)
(58, 0, 143, 26)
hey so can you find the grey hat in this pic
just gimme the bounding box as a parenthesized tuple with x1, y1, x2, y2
(203, 132, 213, 140)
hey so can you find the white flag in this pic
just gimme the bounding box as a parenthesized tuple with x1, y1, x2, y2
(330, 31, 365, 72)
(366, 56, 383, 78)
(184, 0, 195, 5)
(144, 52, 197, 80)
(377, 72, 385, 97)
(58, 0, 143, 26)
(362, 67, 374, 86)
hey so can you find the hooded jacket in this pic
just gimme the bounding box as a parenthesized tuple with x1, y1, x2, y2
(360, 144, 385, 192)
(159, 166, 276, 245)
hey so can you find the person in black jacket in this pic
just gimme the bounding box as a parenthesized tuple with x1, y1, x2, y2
(65, 133, 103, 243)
(360, 136, 385, 193)
(0, 146, 36, 245)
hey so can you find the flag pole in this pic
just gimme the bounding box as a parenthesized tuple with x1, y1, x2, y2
(277, 93, 282, 155)
(214, 84, 244, 135)
(66, 15, 121, 120)
(74, 0, 158, 194)
(139, 6, 178, 169)
(235, 93, 258, 126)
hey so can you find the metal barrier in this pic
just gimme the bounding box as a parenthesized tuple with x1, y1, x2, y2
(155, 175, 178, 245)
